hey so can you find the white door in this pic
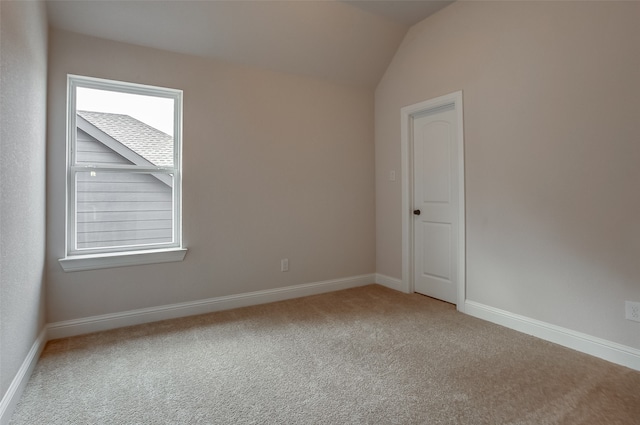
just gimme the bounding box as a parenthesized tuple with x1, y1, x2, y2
(412, 104, 459, 304)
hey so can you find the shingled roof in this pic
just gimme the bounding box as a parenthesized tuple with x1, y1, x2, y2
(77, 111, 174, 167)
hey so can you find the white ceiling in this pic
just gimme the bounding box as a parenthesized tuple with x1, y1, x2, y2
(46, 0, 453, 87)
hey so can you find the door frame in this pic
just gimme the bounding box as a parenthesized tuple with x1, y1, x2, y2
(400, 91, 466, 312)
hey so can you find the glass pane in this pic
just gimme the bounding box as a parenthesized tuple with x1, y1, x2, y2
(75, 171, 174, 250)
(76, 87, 175, 167)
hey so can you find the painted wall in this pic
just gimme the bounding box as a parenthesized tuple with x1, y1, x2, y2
(376, 1, 640, 349)
(0, 0, 48, 403)
(47, 29, 375, 322)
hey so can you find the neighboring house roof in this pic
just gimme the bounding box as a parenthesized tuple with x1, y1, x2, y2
(77, 110, 174, 167)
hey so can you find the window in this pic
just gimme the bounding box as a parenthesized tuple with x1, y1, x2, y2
(59, 75, 186, 271)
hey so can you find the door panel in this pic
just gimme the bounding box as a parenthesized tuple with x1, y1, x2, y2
(420, 222, 451, 280)
(420, 122, 451, 203)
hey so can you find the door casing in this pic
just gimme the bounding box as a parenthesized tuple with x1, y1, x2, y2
(400, 91, 466, 312)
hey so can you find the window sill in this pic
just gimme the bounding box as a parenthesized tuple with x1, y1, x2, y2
(59, 248, 187, 272)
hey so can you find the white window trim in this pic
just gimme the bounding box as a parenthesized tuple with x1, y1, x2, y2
(59, 248, 187, 272)
(60, 75, 186, 271)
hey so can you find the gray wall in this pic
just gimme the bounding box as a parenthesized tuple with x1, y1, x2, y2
(76, 129, 173, 249)
(0, 0, 48, 403)
(375, 1, 640, 349)
(47, 29, 375, 322)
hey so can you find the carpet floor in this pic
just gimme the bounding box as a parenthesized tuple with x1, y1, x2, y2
(10, 284, 640, 424)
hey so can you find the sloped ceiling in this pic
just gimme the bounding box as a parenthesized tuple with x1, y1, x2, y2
(344, 0, 452, 26)
(46, 0, 452, 87)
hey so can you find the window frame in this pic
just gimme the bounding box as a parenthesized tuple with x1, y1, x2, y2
(59, 75, 186, 271)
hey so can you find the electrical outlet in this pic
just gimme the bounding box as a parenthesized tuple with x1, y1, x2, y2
(281, 258, 289, 272)
(625, 301, 640, 323)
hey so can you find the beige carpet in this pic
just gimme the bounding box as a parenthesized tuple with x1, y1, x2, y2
(10, 285, 640, 424)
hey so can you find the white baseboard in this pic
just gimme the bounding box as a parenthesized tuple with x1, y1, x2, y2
(48, 274, 375, 340)
(374, 273, 405, 292)
(0, 328, 47, 425)
(465, 300, 640, 372)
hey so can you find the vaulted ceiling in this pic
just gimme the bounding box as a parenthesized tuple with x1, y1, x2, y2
(46, 0, 453, 87)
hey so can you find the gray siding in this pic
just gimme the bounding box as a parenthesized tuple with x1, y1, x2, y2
(77, 128, 131, 165)
(76, 128, 173, 249)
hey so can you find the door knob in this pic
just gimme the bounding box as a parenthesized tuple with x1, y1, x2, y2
(413, 209, 421, 215)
